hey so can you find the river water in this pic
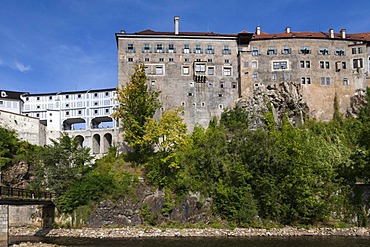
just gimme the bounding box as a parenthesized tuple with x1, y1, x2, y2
(10, 236, 370, 247)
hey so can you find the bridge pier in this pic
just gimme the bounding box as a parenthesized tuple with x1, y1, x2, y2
(0, 205, 8, 247)
(42, 205, 55, 229)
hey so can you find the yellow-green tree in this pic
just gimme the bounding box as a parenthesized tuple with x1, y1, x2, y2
(113, 64, 160, 163)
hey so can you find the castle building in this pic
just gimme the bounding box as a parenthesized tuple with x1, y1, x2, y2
(0, 88, 121, 157)
(0, 90, 26, 114)
(116, 17, 370, 128)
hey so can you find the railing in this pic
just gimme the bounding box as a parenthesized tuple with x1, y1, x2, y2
(0, 186, 54, 200)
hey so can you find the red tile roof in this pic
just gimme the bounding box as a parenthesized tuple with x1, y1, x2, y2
(134, 29, 237, 37)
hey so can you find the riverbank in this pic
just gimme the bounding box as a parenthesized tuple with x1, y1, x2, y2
(9, 226, 370, 238)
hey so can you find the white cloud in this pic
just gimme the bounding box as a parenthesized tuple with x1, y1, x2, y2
(12, 61, 32, 73)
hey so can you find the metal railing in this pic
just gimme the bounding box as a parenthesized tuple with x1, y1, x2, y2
(0, 186, 54, 200)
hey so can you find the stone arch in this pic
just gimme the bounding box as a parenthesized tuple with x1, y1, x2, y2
(63, 118, 86, 131)
(74, 135, 85, 148)
(103, 133, 113, 153)
(92, 134, 101, 154)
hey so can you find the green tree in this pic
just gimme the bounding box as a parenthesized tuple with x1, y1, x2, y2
(37, 134, 93, 196)
(113, 64, 161, 163)
(0, 127, 18, 169)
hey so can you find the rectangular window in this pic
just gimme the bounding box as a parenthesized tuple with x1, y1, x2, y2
(244, 62, 249, 67)
(128, 57, 133, 62)
(300, 61, 305, 68)
(352, 48, 357, 54)
(183, 66, 189, 75)
(167, 44, 175, 53)
(144, 57, 149, 62)
(299, 46, 311, 54)
(159, 58, 164, 62)
(183, 44, 190, 53)
(194, 45, 202, 54)
(306, 61, 311, 68)
(272, 61, 288, 70)
(282, 45, 291, 54)
(195, 64, 206, 74)
(252, 47, 260, 56)
(343, 78, 349, 86)
(222, 45, 231, 55)
(223, 67, 231, 76)
(307, 78, 311, 84)
(321, 77, 325, 85)
(267, 46, 277, 55)
(325, 61, 330, 69)
(353, 58, 364, 68)
(206, 45, 214, 54)
(326, 77, 331, 85)
(318, 47, 329, 55)
(358, 47, 363, 54)
(155, 66, 163, 75)
(156, 44, 163, 53)
(272, 74, 276, 81)
(320, 61, 325, 69)
(251, 61, 258, 69)
(301, 77, 306, 84)
(342, 61, 347, 69)
(143, 44, 151, 53)
(169, 58, 174, 62)
(126, 44, 135, 53)
(208, 67, 214, 75)
(208, 58, 213, 63)
(335, 48, 346, 56)
(184, 58, 190, 62)
(252, 73, 258, 79)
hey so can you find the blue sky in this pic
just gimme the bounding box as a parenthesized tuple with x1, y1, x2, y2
(1, 0, 370, 93)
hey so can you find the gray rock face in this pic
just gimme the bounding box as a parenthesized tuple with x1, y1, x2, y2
(237, 81, 309, 128)
(347, 90, 367, 118)
(2, 161, 32, 188)
(87, 185, 212, 227)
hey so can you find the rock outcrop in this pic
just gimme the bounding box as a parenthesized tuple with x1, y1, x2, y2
(347, 89, 367, 117)
(237, 81, 309, 128)
(2, 161, 33, 188)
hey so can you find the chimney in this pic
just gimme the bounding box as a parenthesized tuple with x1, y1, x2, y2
(256, 26, 261, 35)
(340, 28, 346, 39)
(329, 28, 334, 38)
(174, 16, 179, 35)
(285, 27, 291, 34)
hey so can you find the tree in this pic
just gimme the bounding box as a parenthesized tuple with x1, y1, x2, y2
(113, 64, 161, 163)
(0, 127, 18, 169)
(37, 134, 93, 196)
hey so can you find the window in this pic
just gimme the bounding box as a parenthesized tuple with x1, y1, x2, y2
(126, 44, 135, 53)
(26, 97, 29, 101)
(224, 59, 230, 64)
(194, 45, 202, 54)
(301, 61, 311, 68)
(201, 102, 205, 107)
(251, 61, 258, 69)
(299, 46, 311, 54)
(159, 58, 164, 62)
(196, 58, 201, 62)
(144, 57, 149, 62)
(143, 44, 151, 53)
(128, 57, 133, 62)
(49, 96, 52, 100)
(66, 111, 69, 116)
(94, 101, 98, 106)
(156, 44, 163, 53)
(188, 92, 193, 96)
(335, 48, 345, 56)
(195, 64, 206, 74)
(272, 74, 276, 81)
(151, 80, 155, 86)
(282, 45, 291, 54)
(267, 46, 277, 55)
(272, 61, 288, 70)
(208, 58, 213, 63)
(222, 45, 231, 55)
(218, 93, 223, 97)
(184, 58, 190, 62)
(77, 94, 81, 98)
(206, 45, 214, 54)
(37, 97, 40, 100)
(353, 58, 363, 68)
(183, 66, 189, 75)
(232, 82, 237, 89)
(244, 62, 249, 67)
(220, 82, 224, 88)
(183, 44, 190, 53)
(223, 67, 231, 76)
(94, 93, 98, 97)
(37, 105, 40, 109)
(219, 104, 223, 109)
(252, 47, 260, 56)
(358, 47, 363, 54)
(78, 110, 82, 115)
(208, 67, 214, 75)
(301, 77, 311, 85)
(321, 77, 330, 86)
(252, 73, 258, 79)
(326, 61, 330, 69)
(156, 66, 163, 75)
(300, 61, 305, 68)
(94, 110, 98, 114)
(342, 62, 347, 69)
(65, 103, 69, 108)
(343, 78, 349, 86)
(318, 47, 329, 55)
(181, 102, 185, 107)
(167, 44, 176, 53)
(301, 77, 306, 84)
(105, 109, 110, 113)
(320, 61, 325, 69)
(169, 58, 174, 62)
(352, 48, 357, 54)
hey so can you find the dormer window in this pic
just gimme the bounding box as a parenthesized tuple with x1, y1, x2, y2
(318, 47, 330, 55)
(299, 46, 311, 54)
(267, 46, 277, 55)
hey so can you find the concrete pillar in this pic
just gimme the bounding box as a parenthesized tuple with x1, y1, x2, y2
(42, 205, 55, 229)
(0, 205, 8, 247)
